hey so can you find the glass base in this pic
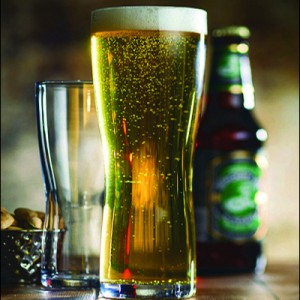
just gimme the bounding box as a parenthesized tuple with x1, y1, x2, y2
(41, 273, 99, 289)
(100, 282, 195, 299)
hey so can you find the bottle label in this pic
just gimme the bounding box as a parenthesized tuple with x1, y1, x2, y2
(194, 151, 267, 242)
(217, 51, 241, 80)
(212, 44, 254, 97)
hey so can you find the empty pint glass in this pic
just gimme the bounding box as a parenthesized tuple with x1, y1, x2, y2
(35, 81, 104, 288)
(91, 6, 207, 298)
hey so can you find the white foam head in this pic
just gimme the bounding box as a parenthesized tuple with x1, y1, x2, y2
(91, 6, 207, 34)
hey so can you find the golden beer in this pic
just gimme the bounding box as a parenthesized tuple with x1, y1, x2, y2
(91, 6, 207, 298)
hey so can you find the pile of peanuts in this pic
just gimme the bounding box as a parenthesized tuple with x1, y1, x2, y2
(1, 207, 45, 230)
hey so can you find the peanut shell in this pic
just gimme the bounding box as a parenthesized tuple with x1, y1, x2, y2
(14, 208, 38, 221)
(1, 211, 15, 230)
(28, 216, 43, 229)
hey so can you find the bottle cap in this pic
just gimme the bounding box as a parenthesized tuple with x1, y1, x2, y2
(212, 26, 250, 39)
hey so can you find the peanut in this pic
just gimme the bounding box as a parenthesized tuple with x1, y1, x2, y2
(28, 216, 43, 229)
(1, 211, 15, 230)
(14, 208, 38, 221)
(1, 207, 63, 231)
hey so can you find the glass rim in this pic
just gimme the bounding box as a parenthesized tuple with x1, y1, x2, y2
(36, 80, 93, 86)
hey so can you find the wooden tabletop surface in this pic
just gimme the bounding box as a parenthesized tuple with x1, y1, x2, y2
(1, 264, 298, 299)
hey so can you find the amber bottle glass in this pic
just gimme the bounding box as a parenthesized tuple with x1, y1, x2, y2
(193, 26, 268, 275)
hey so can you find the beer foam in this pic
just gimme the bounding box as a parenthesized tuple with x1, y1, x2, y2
(91, 6, 207, 34)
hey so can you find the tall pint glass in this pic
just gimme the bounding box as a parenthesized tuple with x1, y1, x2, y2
(35, 81, 104, 288)
(91, 6, 207, 299)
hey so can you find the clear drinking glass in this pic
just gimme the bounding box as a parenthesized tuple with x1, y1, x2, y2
(91, 6, 207, 299)
(35, 80, 104, 288)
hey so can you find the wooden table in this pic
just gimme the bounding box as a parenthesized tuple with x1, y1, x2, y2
(1, 264, 298, 299)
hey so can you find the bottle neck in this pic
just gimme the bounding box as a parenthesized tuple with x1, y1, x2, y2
(208, 40, 255, 110)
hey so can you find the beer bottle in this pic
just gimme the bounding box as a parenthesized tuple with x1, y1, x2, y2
(193, 26, 268, 275)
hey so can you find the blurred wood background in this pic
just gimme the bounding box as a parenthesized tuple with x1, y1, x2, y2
(1, 0, 299, 265)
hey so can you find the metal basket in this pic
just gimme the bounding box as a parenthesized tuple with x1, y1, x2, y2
(1, 229, 43, 284)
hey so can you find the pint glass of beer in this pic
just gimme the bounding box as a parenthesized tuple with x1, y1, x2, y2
(91, 6, 207, 298)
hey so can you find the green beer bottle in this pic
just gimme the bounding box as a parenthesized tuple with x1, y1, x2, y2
(193, 26, 268, 274)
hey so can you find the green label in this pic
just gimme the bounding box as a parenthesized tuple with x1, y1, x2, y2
(217, 52, 240, 80)
(213, 46, 246, 92)
(208, 153, 262, 241)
